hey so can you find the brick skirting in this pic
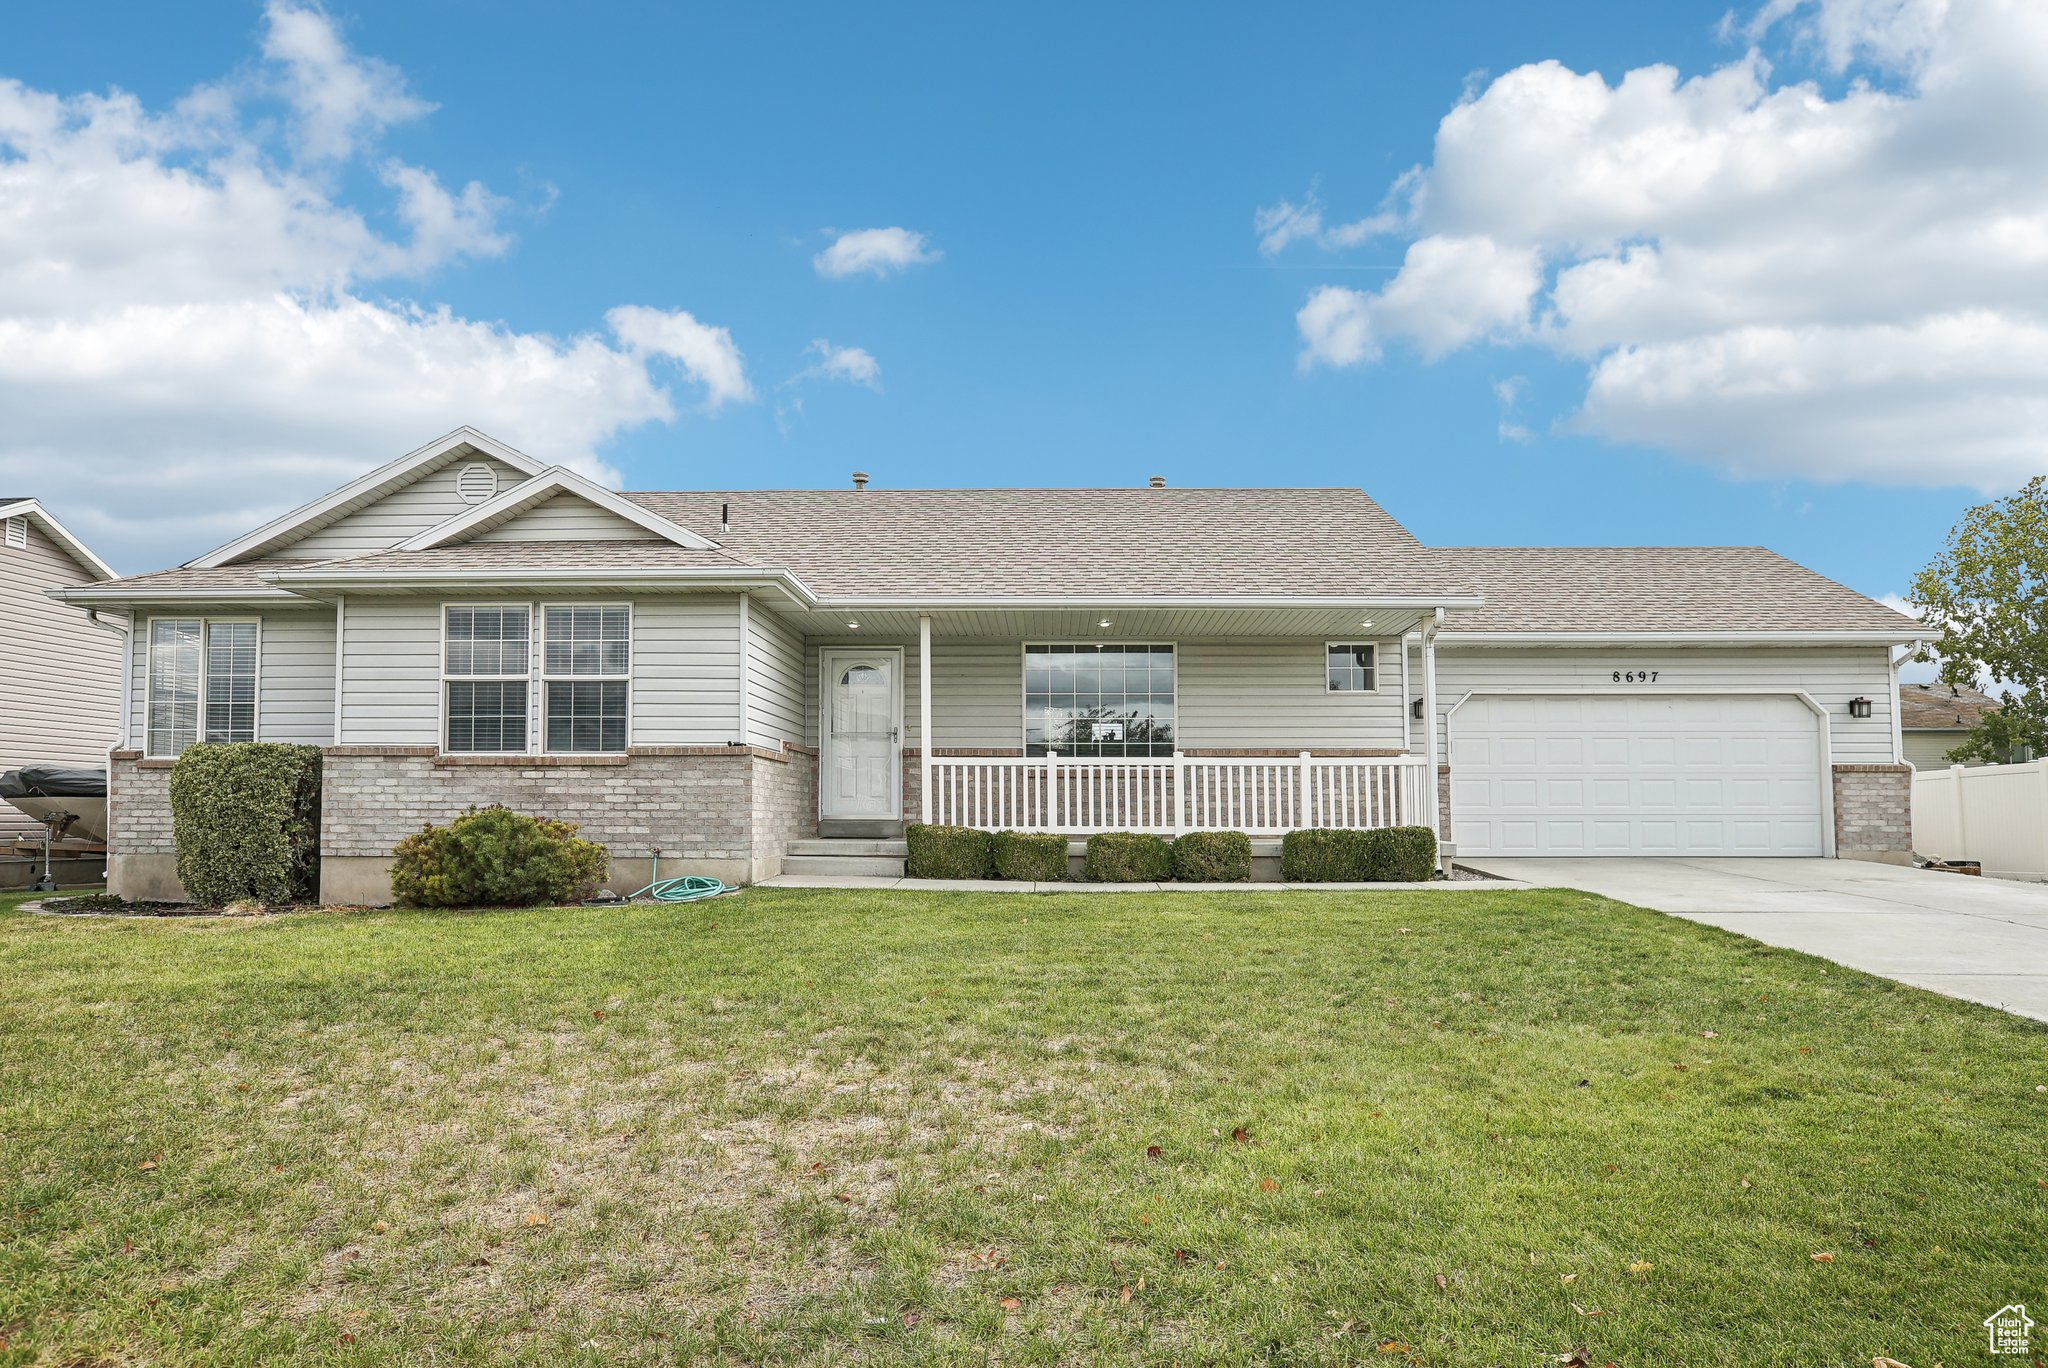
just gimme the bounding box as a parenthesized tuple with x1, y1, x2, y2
(109, 743, 819, 902)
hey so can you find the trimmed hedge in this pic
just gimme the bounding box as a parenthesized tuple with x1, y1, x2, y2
(1361, 826, 1438, 882)
(905, 824, 995, 879)
(168, 742, 323, 906)
(1281, 826, 1439, 882)
(1084, 831, 1172, 882)
(390, 805, 609, 908)
(1171, 829, 1252, 882)
(993, 830, 1068, 881)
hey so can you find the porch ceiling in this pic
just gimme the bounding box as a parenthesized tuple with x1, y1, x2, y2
(763, 603, 1433, 640)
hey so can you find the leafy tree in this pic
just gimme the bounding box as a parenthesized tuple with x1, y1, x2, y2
(1909, 477, 2048, 764)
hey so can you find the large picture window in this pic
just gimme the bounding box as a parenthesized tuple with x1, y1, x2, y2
(441, 603, 631, 755)
(1024, 643, 1174, 758)
(146, 617, 258, 757)
(543, 605, 630, 753)
(444, 606, 531, 753)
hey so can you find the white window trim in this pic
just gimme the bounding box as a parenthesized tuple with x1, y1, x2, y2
(142, 615, 263, 759)
(539, 601, 634, 755)
(1018, 640, 1178, 757)
(437, 601, 636, 756)
(1324, 640, 1380, 694)
(439, 601, 537, 756)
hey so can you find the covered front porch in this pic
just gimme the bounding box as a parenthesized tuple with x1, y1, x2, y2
(768, 598, 1459, 841)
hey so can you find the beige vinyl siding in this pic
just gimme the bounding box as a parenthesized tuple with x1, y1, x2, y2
(1432, 645, 1899, 765)
(0, 519, 120, 839)
(471, 491, 662, 543)
(257, 610, 338, 743)
(633, 596, 742, 746)
(263, 457, 527, 560)
(1904, 729, 1976, 770)
(745, 603, 806, 748)
(1177, 640, 1405, 750)
(335, 598, 443, 744)
(803, 637, 1408, 752)
(126, 608, 337, 748)
(337, 593, 741, 748)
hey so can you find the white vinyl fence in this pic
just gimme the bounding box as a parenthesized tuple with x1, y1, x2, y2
(925, 752, 1433, 836)
(1912, 759, 2048, 878)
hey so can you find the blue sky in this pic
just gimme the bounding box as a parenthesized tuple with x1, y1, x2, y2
(0, 0, 2032, 597)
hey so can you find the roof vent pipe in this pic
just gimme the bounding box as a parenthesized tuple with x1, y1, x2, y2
(1147, 475, 1166, 488)
(720, 501, 730, 534)
(851, 471, 869, 491)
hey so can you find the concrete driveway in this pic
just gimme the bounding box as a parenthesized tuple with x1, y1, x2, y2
(1461, 857, 2048, 1023)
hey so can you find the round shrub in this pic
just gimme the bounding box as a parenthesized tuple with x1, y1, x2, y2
(1279, 828, 1371, 882)
(168, 742, 323, 907)
(1171, 830, 1252, 882)
(390, 805, 609, 908)
(904, 823, 995, 879)
(1361, 825, 1439, 882)
(1083, 831, 1172, 882)
(992, 830, 1068, 881)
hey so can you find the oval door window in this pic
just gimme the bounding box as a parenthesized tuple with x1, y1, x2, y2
(842, 665, 881, 685)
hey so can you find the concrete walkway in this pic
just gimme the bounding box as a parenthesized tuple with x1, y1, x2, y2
(1462, 856, 2048, 1023)
(756, 875, 1535, 893)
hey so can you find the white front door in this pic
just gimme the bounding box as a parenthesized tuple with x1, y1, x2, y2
(820, 648, 902, 820)
(1450, 692, 1826, 857)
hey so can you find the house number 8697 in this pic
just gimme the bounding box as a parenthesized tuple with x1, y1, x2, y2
(1613, 670, 1660, 682)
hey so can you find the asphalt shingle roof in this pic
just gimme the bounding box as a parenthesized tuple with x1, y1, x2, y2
(1900, 682, 2002, 730)
(625, 487, 1454, 598)
(1437, 546, 1920, 634)
(68, 485, 1920, 637)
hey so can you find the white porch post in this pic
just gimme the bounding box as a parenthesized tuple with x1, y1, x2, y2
(1422, 609, 1443, 839)
(918, 614, 933, 824)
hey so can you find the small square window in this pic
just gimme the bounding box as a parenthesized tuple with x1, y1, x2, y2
(1327, 643, 1377, 693)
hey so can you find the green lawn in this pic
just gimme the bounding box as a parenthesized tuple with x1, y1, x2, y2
(1, 885, 2043, 1367)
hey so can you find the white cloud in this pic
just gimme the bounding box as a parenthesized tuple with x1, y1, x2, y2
(794, 339, 881, 388)
(260, 0, 430, 162)
(1494, 375, 1532, 443)
(1273, 0, 2048, 490)
(1295, 285, 1375, 369)
(812, 226, 940, 279)
(0, 3, 752, 570)
(606, 305, 753, 409)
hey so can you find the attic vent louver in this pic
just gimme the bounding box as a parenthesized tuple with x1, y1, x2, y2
(456, 462, 497, 505)
(4, 516, 24, 549)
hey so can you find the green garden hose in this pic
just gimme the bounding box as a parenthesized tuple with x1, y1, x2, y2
(631, 874, 729, 903)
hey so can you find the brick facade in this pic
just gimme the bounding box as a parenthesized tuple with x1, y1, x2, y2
(111, 743, 819, 903)
(108, 753, 176, 854)
(1831, 763, 1913, 861)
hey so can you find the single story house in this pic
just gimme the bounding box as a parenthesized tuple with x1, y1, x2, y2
(54, 428, 1924, 901)
(1899, 681, 2020, 769)
(1, 497, 120, 861)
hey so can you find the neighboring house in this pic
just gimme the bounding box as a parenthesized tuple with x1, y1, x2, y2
(54, 428, 1923, 901)
(1899, 681, 2021, 769)
(0, 498, 120, 846)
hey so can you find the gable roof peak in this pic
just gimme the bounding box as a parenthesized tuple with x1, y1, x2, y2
(185, 427, 550, 569)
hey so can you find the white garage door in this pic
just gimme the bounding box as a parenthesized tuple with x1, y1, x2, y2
(1450, 693, 1825, 857)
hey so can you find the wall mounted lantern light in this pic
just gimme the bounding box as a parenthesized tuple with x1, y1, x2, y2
(1848, 696, 1873, 719)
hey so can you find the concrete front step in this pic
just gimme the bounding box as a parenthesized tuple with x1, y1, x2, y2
(781, 854, 908, 877)
(788, 838, 907, 857)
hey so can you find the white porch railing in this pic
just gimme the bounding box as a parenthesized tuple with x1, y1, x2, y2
(925, 752, 1433, 835)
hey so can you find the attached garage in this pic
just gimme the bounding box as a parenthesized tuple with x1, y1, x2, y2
(1447, 692, 1828, 857)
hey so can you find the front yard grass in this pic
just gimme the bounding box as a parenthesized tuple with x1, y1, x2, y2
(1, 884, 2043, 1366)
